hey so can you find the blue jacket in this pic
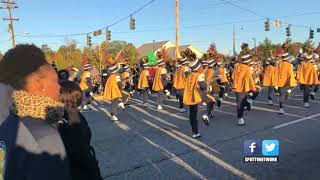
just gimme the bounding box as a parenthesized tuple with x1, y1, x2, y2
(0, 114, 71, 180)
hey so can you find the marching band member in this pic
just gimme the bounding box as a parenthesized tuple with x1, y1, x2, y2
(121, 64, 133, 105)
(79, 63, 93, 110)
(183, 52, 214, 138)
(297, 45, 319, 107)
(215, 54, 229, 107)
(138, 59, 150, 106)
(201, 54, 209, 75)
(103, 63, 125, 121)
(273, 43, 297, 114)
(232, 44, 256, 125)
(247, 59, 262, 106)
(263, 50, 277, 105)
(152, 57, 169, 110)
(174, 57, 189, 113)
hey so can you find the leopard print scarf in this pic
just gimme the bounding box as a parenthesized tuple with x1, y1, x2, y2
(11, 90, 64, 122)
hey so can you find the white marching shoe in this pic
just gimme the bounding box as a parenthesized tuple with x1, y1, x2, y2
(118, 102, 125, 110)
(268, 100, 273, 105)
(304, 102, 310, 108)
(111, 115, 119, 121)
(278, 108, 285, 114)
(82, 104, 92, 111)
(310, 92, 315, 100)
(238, 118, 245, 126)
(165, 90, 171, 98)
(157, 105, 163, 110)
(192, 133, 201, 139)
(201, 115, 210, 126)
(179, 108, 187, 113)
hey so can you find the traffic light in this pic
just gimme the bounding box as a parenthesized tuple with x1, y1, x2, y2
(130, 15, 135, 30)
(86, 34, 92, 47)
(309, 28, 314, 39)
(265, 18, 270, 31)
(286, 26, 291, 37)
(106, 30, 111, 41)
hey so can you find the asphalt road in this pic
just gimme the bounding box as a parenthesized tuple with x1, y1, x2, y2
(84, 87, 320, 180)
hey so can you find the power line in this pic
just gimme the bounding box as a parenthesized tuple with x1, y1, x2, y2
(221, 0, 319, 29)
(14, 0, 156, 39)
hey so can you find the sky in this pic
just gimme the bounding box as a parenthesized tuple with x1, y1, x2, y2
(0, 0, 320, 55)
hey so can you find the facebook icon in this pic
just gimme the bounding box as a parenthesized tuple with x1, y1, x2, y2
(244, 140, 261, 156)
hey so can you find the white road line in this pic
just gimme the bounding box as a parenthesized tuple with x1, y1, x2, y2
(222, 100, 310, 119)
(142, 119, 256, 180)
(130, 105, 179, 128)
(227, 96, 306, 110)
(272, 113, 320, 129)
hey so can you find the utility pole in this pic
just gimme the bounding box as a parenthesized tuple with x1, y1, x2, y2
(175, 0, 180, 59)
(1, 0, 19, 48)
(252, 38, 256, 48)
(233, 24, 236, 56)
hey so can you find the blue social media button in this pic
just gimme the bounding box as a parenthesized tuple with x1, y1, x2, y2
(262, 140, 279, 156)
(243, 140, 261, 156)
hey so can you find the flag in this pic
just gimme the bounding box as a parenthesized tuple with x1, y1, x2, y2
(145, 50, 157, 65)
(274, 21, 283, 27)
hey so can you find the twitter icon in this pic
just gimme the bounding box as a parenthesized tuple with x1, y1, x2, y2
(262, 140, 279, 156)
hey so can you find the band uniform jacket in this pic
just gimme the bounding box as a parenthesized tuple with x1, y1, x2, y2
(138, 69, 149, 89)
(263, 63, 276, 86)
(103, 74, 122, 100)
(183, 72, 204, 105)
(297, 61, 319, 85)
(173, 67, 179, 89)
(272, 60, 297, 88)
(174, 65, 189, 90)
(152, 67, 167, 92)
(232, 64, 257, 93)
(218, 66, 229, 83)
(79, 71, 91, 91)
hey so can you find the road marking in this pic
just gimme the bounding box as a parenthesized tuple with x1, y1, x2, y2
(130, 98, 189, 121)
(222, 100, 310, 119)
(142, 119, 256, 180)
(227, 96, 306, 110)
(143, 136, 208, 180)
(130, 105, 178, 128)
(272, 113, 320, 129)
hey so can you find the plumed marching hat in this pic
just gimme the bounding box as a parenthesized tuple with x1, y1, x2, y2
(240, 42, 252, 64)
(108, 64, 119, 74)
(207, 59, 215, 67)
(156, 59, 165, 66)
(201, 60, 208, 66)
(142, 63, 149, 69)
(303, 53, 313, 60)
(241, 54, 251, 64)
(83, 63, 92, 71)
(281, 52, 290, 61)
(189, 58, 201, 71)
(175, 61, 182, 68)
(123, 65, 130, 71)
(179, 57, 188, 65)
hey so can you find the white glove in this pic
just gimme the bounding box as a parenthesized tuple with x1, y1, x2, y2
(274, 86, 278, 90)
(89, 92, 93, 97)
(287, 89, 292, 94)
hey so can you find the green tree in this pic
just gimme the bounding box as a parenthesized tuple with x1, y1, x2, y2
(303, 39, 315, 51)
(0, 52, 3, 61)
(55, 41, 82, 69)
(258, 38, 275, 63)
